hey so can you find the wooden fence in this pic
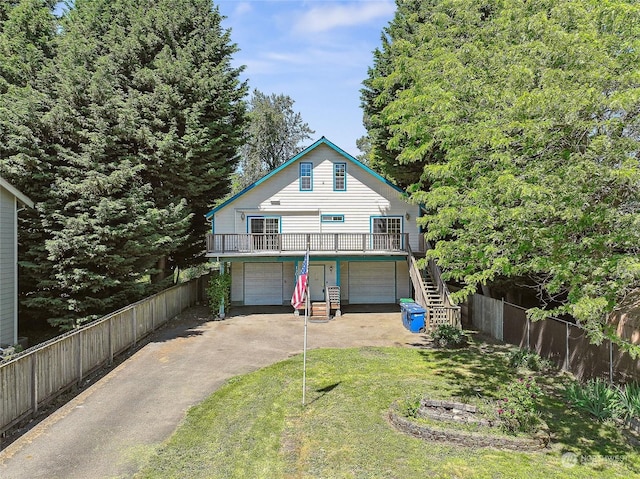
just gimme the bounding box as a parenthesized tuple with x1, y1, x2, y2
(0, 275, 208, 434)
(468, 294, 639, 384)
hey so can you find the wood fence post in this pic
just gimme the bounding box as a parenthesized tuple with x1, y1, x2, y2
(108, 316, 113, 366)
(133, 307, 137, 347)
(499, 298, 504, 342)
(564, 322, 569, 371)
(77, 333, 83, 386)
(31, 353, 38, 416)
(609, 340, 614, 383)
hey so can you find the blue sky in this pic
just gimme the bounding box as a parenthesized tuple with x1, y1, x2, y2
(216, 0, 396, 155)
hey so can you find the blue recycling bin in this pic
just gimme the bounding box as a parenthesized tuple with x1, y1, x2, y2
(400, 301, 426, 333)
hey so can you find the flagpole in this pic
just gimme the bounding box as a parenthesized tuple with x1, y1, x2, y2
(302, 242, 310, 407)
(302, 279, 308, 406)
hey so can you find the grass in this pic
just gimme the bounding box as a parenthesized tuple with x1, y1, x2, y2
(135, 342, 640, 479)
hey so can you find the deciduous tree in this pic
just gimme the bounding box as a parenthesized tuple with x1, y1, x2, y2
(236, 90, 313, 189)
(364, 0, 640, 355)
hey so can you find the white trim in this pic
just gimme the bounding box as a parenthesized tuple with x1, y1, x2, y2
(13, 196, 18, 344)
(0, 176, 34, 208)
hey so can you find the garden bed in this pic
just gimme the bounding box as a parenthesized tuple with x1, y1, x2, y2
(389, 399, 550, 451)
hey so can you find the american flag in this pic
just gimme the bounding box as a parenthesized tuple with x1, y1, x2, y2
(291, 251, 309, 309)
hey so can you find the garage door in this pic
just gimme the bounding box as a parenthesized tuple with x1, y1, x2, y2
(348, 262, 396, 304)
(244, 263, 283, 305)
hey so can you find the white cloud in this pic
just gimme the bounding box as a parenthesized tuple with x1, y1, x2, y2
(265, 51, 310, 65)
(243, 45, 372, 75)
(233, 2, 253, 16)
(293, 1, 395, 34)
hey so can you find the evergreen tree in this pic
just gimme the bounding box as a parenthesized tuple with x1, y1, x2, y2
(104, 0, 248, 276)
(364, 0, 640, 354)
(1, 0, 247, 328)
(0, 0, 58, 324)
(360, 0, 429, 188)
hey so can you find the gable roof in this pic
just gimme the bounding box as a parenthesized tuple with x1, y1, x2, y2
(205, 136, 404, 219)
(0, 176, 34, 208)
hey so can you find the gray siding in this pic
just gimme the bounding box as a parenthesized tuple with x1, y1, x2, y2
(0, 186, 17, 346)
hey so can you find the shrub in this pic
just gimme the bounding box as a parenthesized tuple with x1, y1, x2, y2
(507, 348, 553, 371)
(399, 396, 422, 418)
(495, 377, 542, 434)
(207, 272, 231, 317)
(431, 324, 467, 348)
(564, 378, 621, 421)
(616, 382, 640, 422)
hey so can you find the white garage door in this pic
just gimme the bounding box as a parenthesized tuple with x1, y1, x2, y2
(348, 262, 396, 304)
(244, 263, 283, 305)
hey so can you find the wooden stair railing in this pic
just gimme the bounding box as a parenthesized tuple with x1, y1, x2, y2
(311, 286, 340, 319)
(406, 243, 461, 330)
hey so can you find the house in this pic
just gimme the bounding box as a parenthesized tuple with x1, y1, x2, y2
(0, 176, 33, 347)
(205, 137, 426, 313)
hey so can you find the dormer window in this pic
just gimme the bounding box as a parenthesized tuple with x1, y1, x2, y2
(334, 163, 346, 191)
(300, 162, 312, 191)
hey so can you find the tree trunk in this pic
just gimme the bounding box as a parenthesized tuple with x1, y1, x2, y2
(152, 256, 168, 284)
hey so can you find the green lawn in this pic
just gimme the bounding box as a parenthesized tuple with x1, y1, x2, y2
(136, 342, 640, 479)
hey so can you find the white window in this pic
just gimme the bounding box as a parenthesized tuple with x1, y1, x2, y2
(321, 214, 344, 222)
(300, 162, 312, 191)
(334, 163, 346, 191)
(250, 217, 280, 250)
(372, 217, 402, 249)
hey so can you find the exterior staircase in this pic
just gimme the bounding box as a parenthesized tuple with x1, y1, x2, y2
(310, 286, 341, 319)
(407, 244, 461, 330)
(419, 268, 457, 327)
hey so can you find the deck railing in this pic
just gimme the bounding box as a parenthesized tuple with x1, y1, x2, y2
(206, 233, 410, 255)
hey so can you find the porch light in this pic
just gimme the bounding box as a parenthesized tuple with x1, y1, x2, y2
(405, 212, 411, 220)
(240, 212, 245, 220)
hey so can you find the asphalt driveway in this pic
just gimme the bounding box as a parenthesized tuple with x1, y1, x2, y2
(0, 305, 424, 479)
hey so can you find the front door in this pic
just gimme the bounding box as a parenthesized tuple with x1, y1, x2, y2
(309, 264, 325, 302)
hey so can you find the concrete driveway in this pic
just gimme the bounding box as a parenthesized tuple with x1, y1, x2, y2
(0, 305, 425, 479)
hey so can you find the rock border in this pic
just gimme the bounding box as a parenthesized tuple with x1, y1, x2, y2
(418, 399, 494, 427)
(389, 402, 550, 451)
